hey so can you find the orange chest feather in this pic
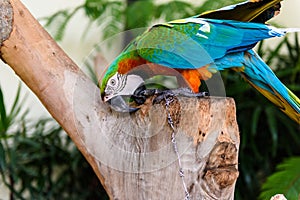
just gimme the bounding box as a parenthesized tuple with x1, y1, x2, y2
(118, 57, 147, 74)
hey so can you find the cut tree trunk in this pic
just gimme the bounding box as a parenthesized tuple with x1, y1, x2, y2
(0, 0, 240, 199)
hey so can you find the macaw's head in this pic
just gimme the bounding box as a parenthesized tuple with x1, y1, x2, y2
(100, 71, 144, 112)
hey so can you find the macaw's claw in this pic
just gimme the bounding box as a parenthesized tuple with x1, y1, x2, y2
(108, 96, 139, 113)
(131, 85, 158, 105)
(132, 86, 153, 105)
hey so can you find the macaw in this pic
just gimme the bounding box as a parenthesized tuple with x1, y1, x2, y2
(100, 0, 300, 123)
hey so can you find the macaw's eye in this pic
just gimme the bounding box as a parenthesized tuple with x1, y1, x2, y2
(110, 79, 116, 86)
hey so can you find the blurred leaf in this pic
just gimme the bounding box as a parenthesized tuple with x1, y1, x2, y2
(125, 0, 154, 29)
(0, 86, 7, 132)
(102, 20, 123, 42)
(265, 38, 286, 65)
(155, 1, 193, 21)
(260, 157, 300, 200)
(8, 83, 22, 118)
(0, 141, 6, 171)
(44, 6, 83, 41)
(84, 60, 99, 84)
(84, 0, 107, 20)
(265, 107, 278, 156)
(251, 106, 262, 136)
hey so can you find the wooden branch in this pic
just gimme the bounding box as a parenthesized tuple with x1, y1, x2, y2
(0, 0, 240, 199)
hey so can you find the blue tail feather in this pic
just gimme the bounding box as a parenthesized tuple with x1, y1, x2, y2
(213, 49, 300, 123)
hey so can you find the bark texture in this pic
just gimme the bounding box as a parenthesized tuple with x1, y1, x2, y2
(0, 0, 240, 199)
(0, 0, 13, 43)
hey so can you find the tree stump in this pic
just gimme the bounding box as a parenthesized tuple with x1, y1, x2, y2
(0, 0, 240, 199)
(93, 97, 240, 199)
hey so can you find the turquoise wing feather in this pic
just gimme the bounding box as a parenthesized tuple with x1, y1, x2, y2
(214, 50, 300, 122)
(136, 18, 286, 69)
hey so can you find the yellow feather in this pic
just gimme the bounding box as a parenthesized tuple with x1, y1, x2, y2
(199, 0, 282, 22)
(245, 78, 300, 124)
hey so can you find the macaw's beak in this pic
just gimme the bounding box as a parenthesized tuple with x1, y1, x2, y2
(107, 95, 139, 113)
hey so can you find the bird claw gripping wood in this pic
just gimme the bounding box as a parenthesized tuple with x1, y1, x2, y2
(164, 95, 191, 200)
(132, 86, 209, 105)
(154, 88, 208, 104)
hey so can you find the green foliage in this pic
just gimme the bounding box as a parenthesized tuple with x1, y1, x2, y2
(0, 86, 108, 199)
(125, 0, 155, 29)
(43, 6, 84, 41)
(154, 1, 194, 22)
(0, 84, 28, 133)
(260, 157, 300, 200)
(43, 0, 229, 42)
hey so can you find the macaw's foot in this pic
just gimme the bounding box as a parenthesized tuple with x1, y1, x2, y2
(109, 86, 209, 113)
(131, 85, 158, 105)
(132, 86, 209, 105)
(152, 88, 209, 104)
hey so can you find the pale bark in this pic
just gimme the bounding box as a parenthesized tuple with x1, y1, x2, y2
(0, 0, 240, 199)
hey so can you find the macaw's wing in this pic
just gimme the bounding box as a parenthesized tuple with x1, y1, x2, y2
(198, 0, 282, 23)
(231, 50, 299, 123)
(135, 18, 286, 70)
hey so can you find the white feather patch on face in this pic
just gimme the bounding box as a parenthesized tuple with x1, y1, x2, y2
(103, 72, 144, 102)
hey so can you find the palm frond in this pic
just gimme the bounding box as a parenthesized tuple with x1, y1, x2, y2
(260, 157, 300, 200)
